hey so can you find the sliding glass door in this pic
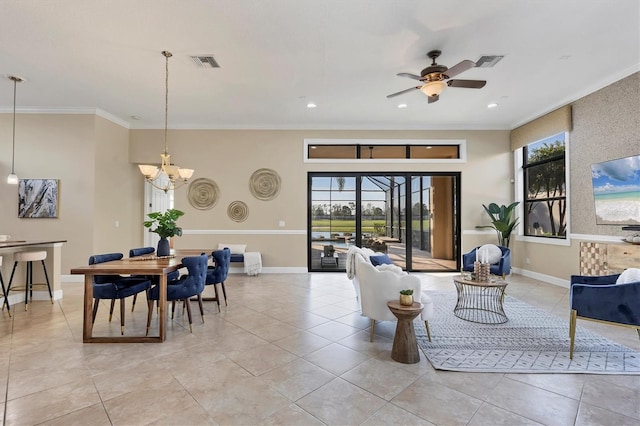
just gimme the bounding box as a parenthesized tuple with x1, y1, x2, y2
(308, 172, 460, 272)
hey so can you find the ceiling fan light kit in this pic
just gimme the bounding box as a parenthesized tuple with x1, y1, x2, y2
(388, 49, 487, 103)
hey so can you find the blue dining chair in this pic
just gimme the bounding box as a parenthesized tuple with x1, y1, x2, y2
(146, 254, 208, 334)
(89, 253, 152, 335)
(128, 247, 180, 312)
(203, 248, 231, 312)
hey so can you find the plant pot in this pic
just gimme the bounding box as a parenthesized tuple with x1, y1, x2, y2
(157, 237, 170, 257)
(399, 294, 413, 306)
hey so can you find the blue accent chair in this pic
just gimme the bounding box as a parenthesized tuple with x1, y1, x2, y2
(146, 254, 208, 334)
(203, 248, 231, 312)
(128, 247, 180, 312)
(462, 246, 511, 277)
(89, 253, 152, 335)
(569, 274, 640, 359)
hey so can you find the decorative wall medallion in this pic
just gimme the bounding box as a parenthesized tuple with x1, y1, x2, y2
(249, 168, 281, 201)
(188, 178, 220, 210)
(227, 200, 249, 222)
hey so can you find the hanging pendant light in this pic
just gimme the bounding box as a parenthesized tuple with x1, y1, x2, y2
(6, 75, 24, 185)
(138, 51, 194, 192)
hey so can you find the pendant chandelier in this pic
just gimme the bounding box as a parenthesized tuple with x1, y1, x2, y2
(138, 51, 194, 192)
(6, 75, 24, 185)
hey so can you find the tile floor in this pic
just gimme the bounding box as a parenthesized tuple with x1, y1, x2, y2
(0, 272, 639, 425)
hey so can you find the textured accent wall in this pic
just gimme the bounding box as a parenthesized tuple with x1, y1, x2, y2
(570, 72, 640, 235)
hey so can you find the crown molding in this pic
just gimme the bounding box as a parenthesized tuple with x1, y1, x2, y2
(0, 106, 130, 129)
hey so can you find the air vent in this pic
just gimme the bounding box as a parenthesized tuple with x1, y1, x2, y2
(475, 55, 504, 68)
(190, 55, 220, 68)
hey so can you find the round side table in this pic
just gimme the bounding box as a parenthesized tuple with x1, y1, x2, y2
(452, 275, 508, 324)
(387, 301, 424, 364)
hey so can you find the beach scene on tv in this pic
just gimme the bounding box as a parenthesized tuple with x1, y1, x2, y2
(591, 154, 640, 225)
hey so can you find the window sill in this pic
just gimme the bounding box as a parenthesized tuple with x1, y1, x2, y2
(515, 235, 571, 247)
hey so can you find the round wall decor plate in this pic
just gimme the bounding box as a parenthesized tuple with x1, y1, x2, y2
(249, 168, 281, 201)
(188, 178, 220, 210)
(228, 200, 249, 222)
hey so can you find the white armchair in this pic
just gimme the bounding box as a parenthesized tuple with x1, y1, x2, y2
(349, 248, 433, 342)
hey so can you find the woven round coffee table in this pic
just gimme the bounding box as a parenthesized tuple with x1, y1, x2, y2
(452, 275, 508, 324)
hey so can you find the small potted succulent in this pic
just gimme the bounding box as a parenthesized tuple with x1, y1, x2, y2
(143, 209, 184, 256)
(399, 289, 414, 306)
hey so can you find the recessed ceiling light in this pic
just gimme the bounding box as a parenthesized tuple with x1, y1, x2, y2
(397, 103, 407, 108)
(130, 115, 141, 120)
(487, 103, 499, 108)
(310, 146, 317, 149)
(425, 146, 432, 149)
(307, 102, 317, 108)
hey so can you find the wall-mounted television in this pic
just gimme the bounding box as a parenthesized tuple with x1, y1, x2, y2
(591, 154, 640, 225)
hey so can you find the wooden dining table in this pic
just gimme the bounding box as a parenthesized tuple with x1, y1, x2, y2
(70, 249, 209, 343)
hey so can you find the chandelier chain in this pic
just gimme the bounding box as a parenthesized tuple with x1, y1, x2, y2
(11, 78, 16, 174)
(164, 52, 169, 155)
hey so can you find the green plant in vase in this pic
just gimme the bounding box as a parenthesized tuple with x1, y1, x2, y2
(476, 202, 520, 248)
(399, 289, 414, 306)
(143, 209, 184, 256)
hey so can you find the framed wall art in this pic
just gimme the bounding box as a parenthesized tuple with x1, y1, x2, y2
(18, 179, 59, 218)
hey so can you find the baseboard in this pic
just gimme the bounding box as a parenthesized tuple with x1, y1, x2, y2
(4, 289, 63, 305)
(511, 267, 570, 288)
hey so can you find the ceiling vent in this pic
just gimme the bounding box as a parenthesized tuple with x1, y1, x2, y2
(190, 55, 220, 68)
(475, 55, 504, 68)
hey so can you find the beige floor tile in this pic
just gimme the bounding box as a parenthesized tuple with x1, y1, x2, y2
(467, 403, 544, 425)
(505, 372, 585, 400)
(310, 304, 354, 320)
(226, 341, 298, 375)
(297, 378, 387, 425)
(283, 311, 331, 330)
(392, 378, 483, 426)
(7, 366, 92, 401)
(307, 321, 360, 341)
(259, 358, 336, 401)
(305, 343, 371, 375)
(37, 403, 111, 426)
(337, 330, 393, 357)
(360, 402, 436, 426)
(485, 377, 580, 425)
(249, 321, 303, 342)
(4, 378, 102, 425)
(274, 331, 332, 357)
(172, 357, 253, 395)
(341, 358, 420, 400)
(433, 370, 503, 401)
(334, 311, 372, 329)
(262, 403, 326, 425)
(575, 401, 640, 426)
(581, 375, 640, 420)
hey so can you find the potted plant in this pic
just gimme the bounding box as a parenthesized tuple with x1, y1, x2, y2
(143, 209, 185, 256)
(476, 202, 520, 248)
(399, 289, 414, 306)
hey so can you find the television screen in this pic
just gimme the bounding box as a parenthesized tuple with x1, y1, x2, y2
(591, 154, 640, 225)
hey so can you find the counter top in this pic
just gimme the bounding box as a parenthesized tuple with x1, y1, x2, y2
(0, 240, 67, 249)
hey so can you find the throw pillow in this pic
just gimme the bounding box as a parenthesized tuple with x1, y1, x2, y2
(477, 244, 502, 264)
(218, 243, 247, 254)
(616, 268, 640, 284)
(370, 254, 393, 266)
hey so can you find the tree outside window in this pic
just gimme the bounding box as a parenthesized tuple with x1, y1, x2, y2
(523, 133, 567, 238)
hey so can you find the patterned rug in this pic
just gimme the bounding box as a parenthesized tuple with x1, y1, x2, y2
(415, 292, 640, 374)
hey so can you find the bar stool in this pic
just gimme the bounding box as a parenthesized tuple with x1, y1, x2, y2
(7, 250, 53, 311)
(0, 256, 10, 316)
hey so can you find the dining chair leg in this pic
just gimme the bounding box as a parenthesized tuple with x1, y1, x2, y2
(197, 294, 205, 323)
(146, 300, 154, 336)
(120, 299, 125, 335)
(424, 320, 432, 342)
(109, 299, 116, 321)
(184, 298, 193, 333)
(92, 299, 99, 323)
(369, 319, 375, 342)
(131, 293, 138, 312)
(213, 284, 221, 312)
(221, 281, 227, 306)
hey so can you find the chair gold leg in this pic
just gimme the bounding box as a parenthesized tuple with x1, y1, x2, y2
(569, 309, 577, 359)
(369, 319, 375, 342)
(425, 320, 432, 342)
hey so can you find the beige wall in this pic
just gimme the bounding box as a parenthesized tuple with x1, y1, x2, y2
(130, 129, 512, 267)
(512, 72, 640, 284)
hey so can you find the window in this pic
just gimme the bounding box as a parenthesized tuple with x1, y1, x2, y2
(522, 133, 567, 238)
(304, 139, 466, 162)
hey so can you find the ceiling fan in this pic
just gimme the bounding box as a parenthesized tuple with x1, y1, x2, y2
(387, 50, 486, 103)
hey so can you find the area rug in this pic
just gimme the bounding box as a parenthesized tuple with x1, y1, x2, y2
(415, 292, 640, 374)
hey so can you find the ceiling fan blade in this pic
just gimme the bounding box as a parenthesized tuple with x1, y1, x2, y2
(447, 79, 487, 89)
(442, 60, 475, 78)
(386, 86, 421, 98)
(428, 94, 439, 104)
(397, 72, 423, 81)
